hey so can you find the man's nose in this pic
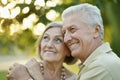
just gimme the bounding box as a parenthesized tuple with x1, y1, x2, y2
(64, 31, 72, 43)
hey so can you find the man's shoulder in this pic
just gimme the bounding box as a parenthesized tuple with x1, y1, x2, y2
(97, 51, 120, 65)
(89, 51, 120, 72)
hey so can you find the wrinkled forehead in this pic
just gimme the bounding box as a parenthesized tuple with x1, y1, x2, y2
(44, 27, 63, 36)
(62, 14, 84, 29)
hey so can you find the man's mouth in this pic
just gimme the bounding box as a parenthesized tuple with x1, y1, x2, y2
(67, 41, 79, 50)
(67, 41, 78, 47)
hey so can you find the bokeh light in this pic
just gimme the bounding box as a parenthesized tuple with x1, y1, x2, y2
(33, 23, 46, 35)
(46, 10, 60, 21)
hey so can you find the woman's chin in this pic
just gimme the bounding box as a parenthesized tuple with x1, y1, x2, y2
(43, 57, 55, 62)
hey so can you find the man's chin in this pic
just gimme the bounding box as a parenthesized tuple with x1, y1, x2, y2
(71, 52, 78, 58)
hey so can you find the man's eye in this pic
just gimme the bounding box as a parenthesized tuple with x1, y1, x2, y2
(70, 27, 76, 33)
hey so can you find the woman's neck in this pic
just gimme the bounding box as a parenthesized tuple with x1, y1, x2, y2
(41, 61, 65, 80)
(44, 61, 63, 74)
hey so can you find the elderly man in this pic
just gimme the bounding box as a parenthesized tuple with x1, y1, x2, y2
(62, 3, 120, 80)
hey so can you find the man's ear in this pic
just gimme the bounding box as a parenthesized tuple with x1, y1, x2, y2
(93, 25, 101, 39)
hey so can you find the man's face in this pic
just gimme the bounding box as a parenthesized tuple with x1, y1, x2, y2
(62, 14, 95, 60)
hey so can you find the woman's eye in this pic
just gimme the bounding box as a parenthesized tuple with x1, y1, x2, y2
(55, 38, 63, 43)
(43, 36, 49, 41)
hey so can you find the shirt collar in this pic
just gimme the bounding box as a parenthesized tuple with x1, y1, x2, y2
(82, 42, 112, 67)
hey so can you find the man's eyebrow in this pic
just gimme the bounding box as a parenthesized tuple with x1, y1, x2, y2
(70, 25, 78, 27)
(62, 25, 76, 32)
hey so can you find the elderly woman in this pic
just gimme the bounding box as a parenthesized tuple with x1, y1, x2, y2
(7, 22, 77, 80)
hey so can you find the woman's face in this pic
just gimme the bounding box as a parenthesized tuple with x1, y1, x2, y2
(40, 27, 69, 63)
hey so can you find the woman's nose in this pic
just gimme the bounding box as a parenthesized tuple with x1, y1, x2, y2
(46, 40, 53, 48)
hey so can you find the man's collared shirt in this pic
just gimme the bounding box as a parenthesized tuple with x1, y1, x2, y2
(77, 42, 120, 80)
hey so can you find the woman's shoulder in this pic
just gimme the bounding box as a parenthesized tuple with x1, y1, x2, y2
(65, 67, 77, 80)
(66, 74, 76, 80)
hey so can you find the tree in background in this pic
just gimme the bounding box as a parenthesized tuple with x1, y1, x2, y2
(0, 0, 120, 56)
(0, 0, 80, 55)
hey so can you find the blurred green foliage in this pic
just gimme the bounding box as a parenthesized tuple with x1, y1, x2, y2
(0, 70, 7, 80)
(0, 0, 120, 56)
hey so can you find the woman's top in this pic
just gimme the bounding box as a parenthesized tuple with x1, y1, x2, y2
(66, 74, 76, 80)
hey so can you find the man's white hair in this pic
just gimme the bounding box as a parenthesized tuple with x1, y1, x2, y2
(62, 3, 104, 40)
